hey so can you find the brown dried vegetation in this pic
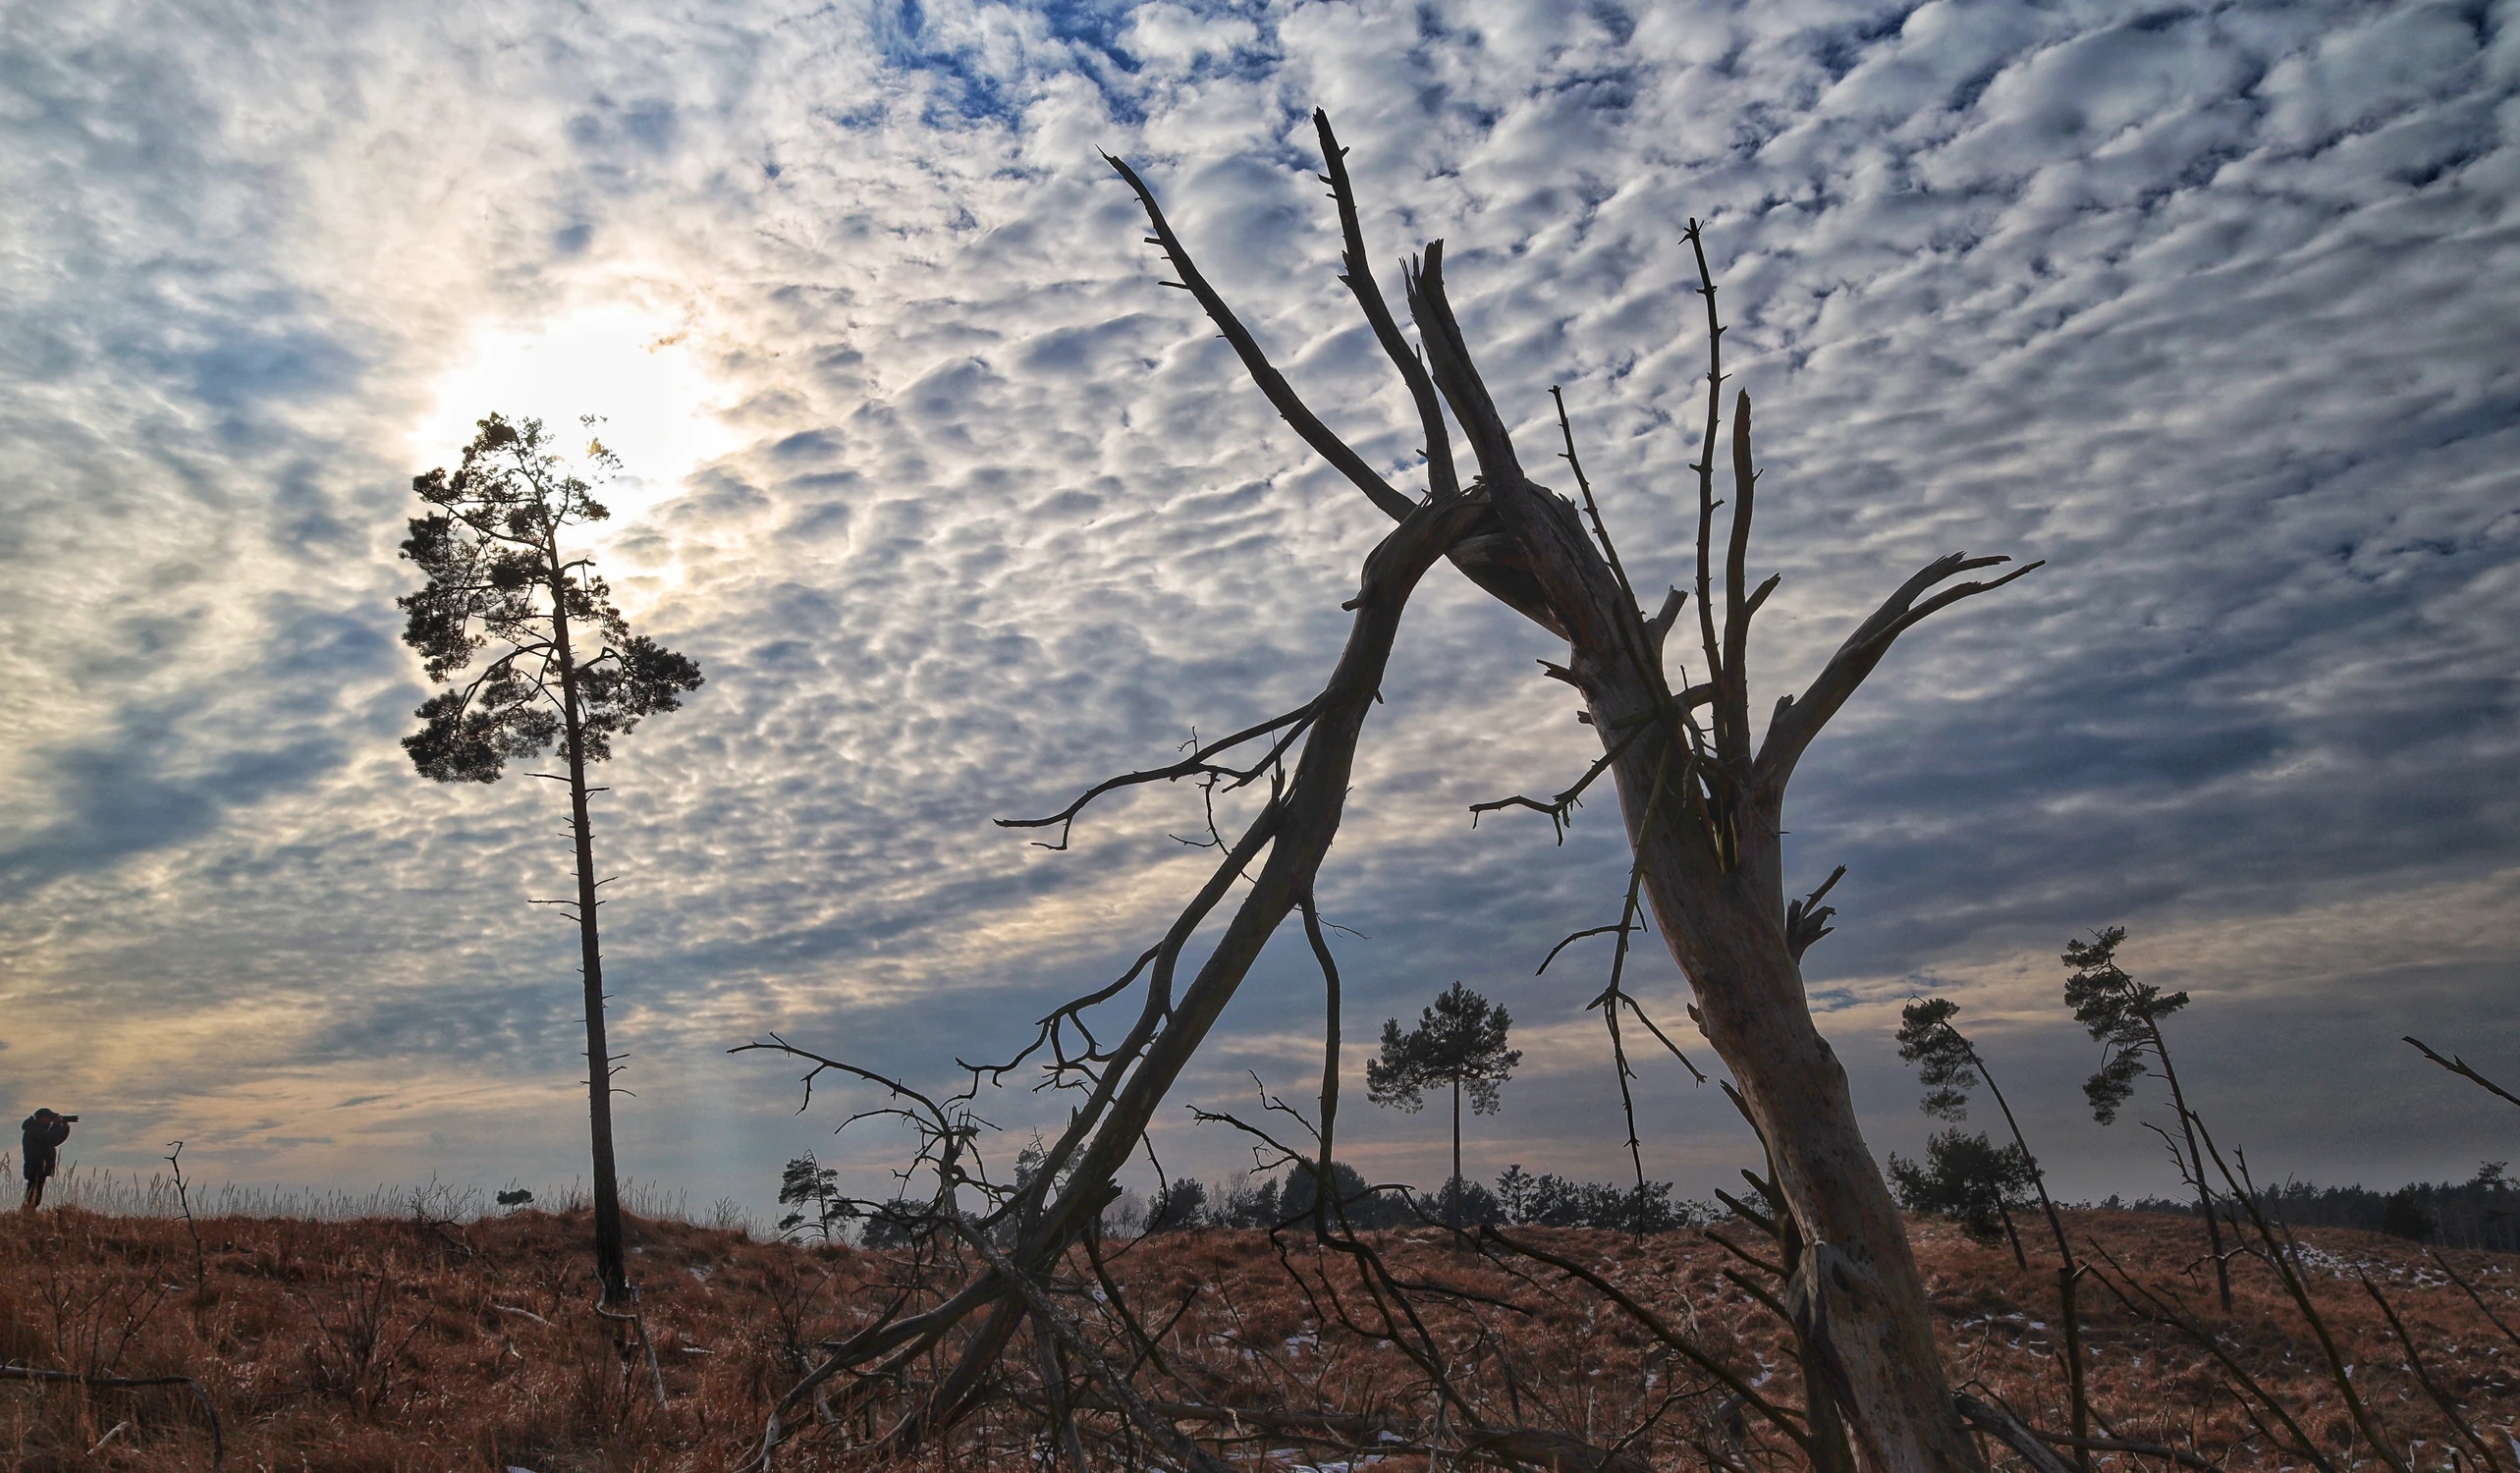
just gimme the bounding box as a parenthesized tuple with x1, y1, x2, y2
(2, 1205, 2511, 1473)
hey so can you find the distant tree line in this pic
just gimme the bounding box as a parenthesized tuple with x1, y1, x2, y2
(781, 1154, 1719, 1244)
(1137, 1160, 1715, 1234)
(2101, 1163, 2514, 1252)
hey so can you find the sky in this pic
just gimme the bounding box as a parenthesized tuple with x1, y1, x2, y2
(1, 0, 2514, 1228)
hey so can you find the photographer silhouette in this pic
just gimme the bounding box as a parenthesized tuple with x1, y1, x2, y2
(20, 1108, 75, 1211)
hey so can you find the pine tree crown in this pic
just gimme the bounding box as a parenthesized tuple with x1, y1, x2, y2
(398, 412, 702, 784)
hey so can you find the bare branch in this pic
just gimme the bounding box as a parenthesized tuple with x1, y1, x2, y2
(1316, 110, 1457, 505)
(2360, 1272, 2508, 1473)
(1755, 552, 2043, 797)
(1554, 386, 1657, 689)
(1618, 994, 1710, 1084)
(1685, 221, 1727, 713)
(1481, 1228, 1812, 1452)
(1299, 894, 1345, 1204)
(1404, 245, 1526, 490)
(2404, 1035, 2520, 1110)
(2080, 1249, 2336, 1473)
(1105, 151, 1414, 522)
(1536, 924, 1627, 976)
(0, 1366, 224, 1468)
(1785, 865, 1846, 962)
(998, 702, 1314, 848)
(1953, 1392, 2078, 1473)
(888, 495, 1492, 1449)
(1720, 390, 1759, 770)
(2428, 1248, 2520, 1353)
(1470, 712, 1655, 841)
(1645, 585, 1687, 658)
(953, 1220, 1237, 1473)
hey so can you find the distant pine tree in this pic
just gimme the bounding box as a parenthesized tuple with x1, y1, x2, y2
(2381, 1188, 2438, 1243)
(777, 1154, 846, 1242)
(1366, 982, 1520, 1227)
(1146, 1176, 1207, 1232)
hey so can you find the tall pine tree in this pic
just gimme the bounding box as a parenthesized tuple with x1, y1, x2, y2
(399, 412, 703, 1305)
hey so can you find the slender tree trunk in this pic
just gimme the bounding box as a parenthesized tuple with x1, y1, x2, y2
(2148, 1024, 2231, 1311)
(1975, 1059, 2069, 1265)
(548, 559, 630, 1306)
(1450, 1076, 1463, 1228)
(892, 497, 1492, 1446)
(1972, 1051, 2091, 1472)
(1994, 1198, 2028, 1270)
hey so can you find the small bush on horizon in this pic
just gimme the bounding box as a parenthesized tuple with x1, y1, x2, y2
(1888, 1128, 2037, 1246)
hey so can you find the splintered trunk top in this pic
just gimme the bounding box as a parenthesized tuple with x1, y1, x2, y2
(549, 562, 630, 1307)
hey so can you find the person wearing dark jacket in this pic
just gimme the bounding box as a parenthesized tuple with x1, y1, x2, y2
(20, 1108, 74, 1211)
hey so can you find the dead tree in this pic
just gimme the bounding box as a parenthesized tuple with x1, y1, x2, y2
(749, 113, 2036, 1473)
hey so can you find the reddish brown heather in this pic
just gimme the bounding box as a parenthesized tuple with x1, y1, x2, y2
(0, 1207, 2510, 1473)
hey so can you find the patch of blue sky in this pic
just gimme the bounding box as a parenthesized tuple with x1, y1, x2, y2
(167, 325, 364, 414)
(874, 0, 1281, 131)
(873, 0, 1024, 129)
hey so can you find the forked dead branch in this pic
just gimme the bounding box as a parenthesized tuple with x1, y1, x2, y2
(743, 112, 2042, 1473)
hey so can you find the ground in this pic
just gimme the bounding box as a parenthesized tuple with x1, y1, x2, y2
(0, 1206, 2511, 1472)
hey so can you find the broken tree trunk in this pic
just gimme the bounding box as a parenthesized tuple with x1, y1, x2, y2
(1395, 152, 2033, 1473)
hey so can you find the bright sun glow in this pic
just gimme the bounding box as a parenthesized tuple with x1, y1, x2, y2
(411, 302, 740, 533)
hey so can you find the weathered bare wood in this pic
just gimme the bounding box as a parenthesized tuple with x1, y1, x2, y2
(952, 1222, 1234, 1473)
(875, 494, 1495, 1452)
(1398, 217, 2013, 1473)
(1754, 552, 2039, 799)
(1954, 1393, 2078, 1473)
(2029, 1430, 2216, 1472)
(1316, 109, 1457, 507)
(1105, 151, 1413, 524)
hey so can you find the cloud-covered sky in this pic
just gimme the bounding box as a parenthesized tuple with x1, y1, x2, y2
(3, 0, 2513, 1222)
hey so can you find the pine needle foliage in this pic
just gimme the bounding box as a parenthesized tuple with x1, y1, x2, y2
(2061, 925, 2191, 1126)
(399, 413, 702, 781)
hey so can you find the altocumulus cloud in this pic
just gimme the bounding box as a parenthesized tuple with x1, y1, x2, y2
(0, 0, 2513, 1215)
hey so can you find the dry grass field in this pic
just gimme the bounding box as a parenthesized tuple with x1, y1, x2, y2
(1, 1204, 2511, 1473)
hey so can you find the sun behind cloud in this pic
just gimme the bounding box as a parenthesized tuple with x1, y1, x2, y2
(410, 300, 740, 536)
